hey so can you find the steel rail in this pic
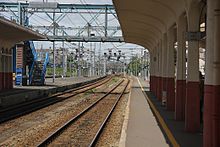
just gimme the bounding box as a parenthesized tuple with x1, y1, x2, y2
(37, 79, 125, 147)
(89, 79, 130, 147)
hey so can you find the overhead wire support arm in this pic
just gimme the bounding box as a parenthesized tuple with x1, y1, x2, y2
(0, 2, 115, 13)
(105, 6, 108, 37)
(0, 2, 123, 42)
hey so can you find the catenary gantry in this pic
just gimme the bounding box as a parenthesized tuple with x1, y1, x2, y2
(0, 2, 123, 42)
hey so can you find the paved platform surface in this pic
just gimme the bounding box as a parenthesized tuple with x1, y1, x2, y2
(0, 76, 103, 108)
(125, 77, 169, 147)
(143, 85, 203, 146)
(136, 77, 203, 147)
(0, 76, 100, 97)
(16, 76, 100, 90)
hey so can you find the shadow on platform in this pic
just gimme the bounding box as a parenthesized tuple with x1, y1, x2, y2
(145, 91, 203, 147)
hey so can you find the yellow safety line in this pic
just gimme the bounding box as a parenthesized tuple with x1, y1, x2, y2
(137, 77, 180, 147)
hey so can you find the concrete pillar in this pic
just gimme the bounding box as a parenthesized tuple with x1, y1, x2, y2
(175, 14, 187, 121)
(3, 48, 10, 90)
(5, 48, 9, 89)
(204, 0, 215, 145)
(153, 47, 156, 96)
(166, 27, 175, 111)
(154, 47, 158, 97)
(149, 51, 154, 92)
(155, 47, 159, 96)
(151, 50, 157, 95)
(153, 45, 160, 98)
(2, 48, 6, 90)
(185, 2, 201, 132)
(212, 1, 220, 146)
(0, 47, 2, 91)
(157, 41, 163, 101)
(8, 48, 13, 89)
(162, 33, 168, 102)
(153, 46, 159, 97)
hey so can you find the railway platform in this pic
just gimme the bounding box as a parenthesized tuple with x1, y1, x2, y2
(120, 77, 169, 147)
(121, 77, 202, 147)
(0, 76, 104, 108)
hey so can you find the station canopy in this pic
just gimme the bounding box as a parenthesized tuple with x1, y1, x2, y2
(113, 0, 188, 51)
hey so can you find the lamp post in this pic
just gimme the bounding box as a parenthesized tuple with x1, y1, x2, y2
(70, 52, 74, 77)
(104, 52, 107, 75)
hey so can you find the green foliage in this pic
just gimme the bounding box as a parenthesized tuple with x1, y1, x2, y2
(46, 67, 77, 77)
(127, 56, 142, 76)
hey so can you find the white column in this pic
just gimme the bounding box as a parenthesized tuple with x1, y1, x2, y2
(203, 0, 215, 146)
(166, 27, 175, 79)
(212, 1, 220, 145)
(175, 14, 187, 121)
(166, 27, 175, 111)
(185, 2, 201, 132)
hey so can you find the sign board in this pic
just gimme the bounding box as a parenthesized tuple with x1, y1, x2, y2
(186, 32, 205, 41)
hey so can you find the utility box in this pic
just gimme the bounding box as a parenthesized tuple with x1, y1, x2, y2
(15, 68, 22, 86)
(162, 91, 167, 106)
(15, 44, 24, 86)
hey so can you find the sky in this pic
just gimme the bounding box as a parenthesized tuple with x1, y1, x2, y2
(0, 0, 113, 5)
(0, 0, 146, 62)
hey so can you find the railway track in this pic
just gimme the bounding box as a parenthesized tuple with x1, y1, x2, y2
(37, 78, 129, 147)
(0, 76, 112, 123)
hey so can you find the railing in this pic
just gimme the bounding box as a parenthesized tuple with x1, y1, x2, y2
(27, 41, 49, 85)
(27, 41, 37, 85)
(41, 52, 49, 85)
(28, 41, 38, 60)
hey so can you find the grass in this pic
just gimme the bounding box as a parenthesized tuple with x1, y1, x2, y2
(46, 67, 77, 77)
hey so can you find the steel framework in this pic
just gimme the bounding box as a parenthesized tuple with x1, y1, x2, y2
(0, 2, 124, 42)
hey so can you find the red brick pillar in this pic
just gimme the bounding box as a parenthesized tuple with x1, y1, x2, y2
(0, 50, 2, 91)
(158, 41, 163, 101)
(166, 27, 175, 111)
(150, 51, 155, 94)
(5, 49, 9, 89)
(185, 2, 201, 132)
(2, 49, 6, 90)
(203, 1, 214, 145)
(212, 2, 220, 145)
(175, 14, 187, 120)
(7, 47, 13, 89)
(161, 33, 168, 104)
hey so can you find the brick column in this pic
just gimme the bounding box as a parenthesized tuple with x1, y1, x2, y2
(166, 27, 175, 111)
(0, 47, 2, 91)
(150, 50, 155, 94)
(203, 0, 215, 146)
(175, 14, 187, 121)
(162, 33, 168, 103)
(185, 2, 201, 132)
(158, 40, 163, 101)
(212, 2, 220, 145)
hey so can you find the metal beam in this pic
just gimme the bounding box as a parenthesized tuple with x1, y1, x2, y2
(0, 2, 122, 42)
(0, 2, 115, 13)
(39, 36, 124, 42)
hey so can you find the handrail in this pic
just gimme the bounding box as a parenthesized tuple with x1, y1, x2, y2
(29, 61, 35, 85)
(29, 41, 38, 60)
(28, 41, 37, 85)
(27, 41, 49, 85)
(41, 52, 49, 84)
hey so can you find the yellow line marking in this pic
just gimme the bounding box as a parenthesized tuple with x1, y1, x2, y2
(137, 77, 180, 147)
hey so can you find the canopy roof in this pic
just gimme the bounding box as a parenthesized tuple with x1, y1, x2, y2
(0, 17, 45, 47)
(113, 0, 199, 51)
